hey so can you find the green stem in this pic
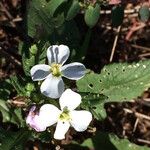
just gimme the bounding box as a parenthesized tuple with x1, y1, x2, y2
(80, 28, 92, 61)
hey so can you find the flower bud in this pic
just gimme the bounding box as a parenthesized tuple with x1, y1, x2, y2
(29, 44, 38, 55)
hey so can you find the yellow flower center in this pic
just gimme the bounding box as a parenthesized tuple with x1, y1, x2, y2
(59, 107, 71, 122)
(50, 63, 62, 77)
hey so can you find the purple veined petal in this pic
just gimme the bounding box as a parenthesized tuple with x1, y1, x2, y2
(47, 45, 70, 65)
(61, 62, 86, 80)
(70, 110, 92, 132)
(59, 89, 81, 111)
(54, 121, 70, 140)
(40, 74, 64, 99)
(30, 64, 50, 81)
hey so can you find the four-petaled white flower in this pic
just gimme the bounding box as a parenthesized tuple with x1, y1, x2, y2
(30, 45, 86, 98)
(26, 89, 92, 140)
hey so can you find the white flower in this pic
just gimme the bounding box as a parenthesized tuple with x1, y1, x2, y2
(30, 45, 86, 98)
(26, 89, 92, 140)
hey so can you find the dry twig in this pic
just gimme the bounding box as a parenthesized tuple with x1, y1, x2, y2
(109, 25, 121, 62)
(0, 47, 21, 66)
(132, 44, 150, 52)
(133, 118, 139, 132)
(124, 108, 150, 121)
(137, 138, 150, 145)
(0, 2, 16, 27)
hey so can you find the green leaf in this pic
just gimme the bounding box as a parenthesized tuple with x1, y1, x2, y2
(0, 79, 25, 125)
(0, 128, 31, 150)
(49, 20, 81, 61)
(77, 60, 150, 101)
(111, 5, 124, 27)
(80, 93, 107, 120)
(21, 42, 48, 76)
(48, 0, 68, 16)
(20, 42, 36, 76)
(10, 76, 26, 96)
(81, 132, 149, 150)
(66, 0, 80, 21)
(27, 0, 64, 38)
(38, 41, 50, 64)
(0, 79, 13, 100)
(139, 5, 150, 22)
(31, 131, 52, 143)
(110, 135, 150, 150)
(22, 54, 35, 76)
(0, 99, 11, 122)
(0, 99, 24, 126)
(81, 132, 116, 150)
(84, 4, 100, 28)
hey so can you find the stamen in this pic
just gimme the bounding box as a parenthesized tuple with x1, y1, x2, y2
(50, 63, 62, 77)
(59, 108, 71, 121)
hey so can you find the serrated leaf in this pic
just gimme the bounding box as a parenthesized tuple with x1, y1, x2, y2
(21, 41, 48, 76)
(111, 5, 124, 27)
(66, 0, 80, 20)
(22, 54, 35, 76)
(81, 132, 149, 150)
(84, 4, 100, 28)
(139, 5, 150, 22)
(10, 76, 26, 96)
(29, 44, 38, 55)
(77, 60, 150, 101)
(0, 128, 31, 150)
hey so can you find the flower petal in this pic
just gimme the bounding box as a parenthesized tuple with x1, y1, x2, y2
(27, 115, 47, 132)
(54, 121, 70, 140)
(26, 106, 47, 132)
(70, 110, 92, 132)
(40, 74, 64, 98)
(39, 104, 61, 127)
(30, 64, 50, 81)
(47, 45, 70, 65)
(61, 62, 86, 80)
(26, 105, 61, 132)
(26, 106, 36, 125)
(59, 89, 81, 111)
